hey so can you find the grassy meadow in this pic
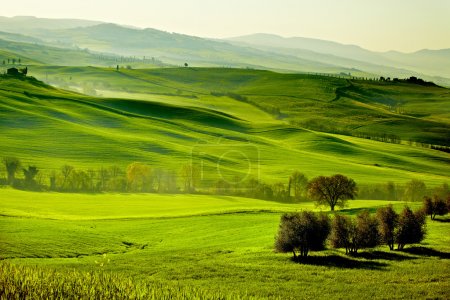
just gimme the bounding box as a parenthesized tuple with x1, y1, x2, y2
(1, 62, 450, 299)
(1, 189, 449, 299)
(1, 69, 449, 187)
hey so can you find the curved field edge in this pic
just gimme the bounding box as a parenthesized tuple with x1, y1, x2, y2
(0, 188, 396, 220)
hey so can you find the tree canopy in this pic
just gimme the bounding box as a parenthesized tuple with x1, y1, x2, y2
(308, 174, 357, 211)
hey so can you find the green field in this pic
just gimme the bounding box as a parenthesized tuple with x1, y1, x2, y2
(1, 49, 450, 298)
(1, 189, 449, 299)
(1, 69, 449, 188)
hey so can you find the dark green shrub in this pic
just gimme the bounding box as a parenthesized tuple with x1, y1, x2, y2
(275, 211, 331, 260)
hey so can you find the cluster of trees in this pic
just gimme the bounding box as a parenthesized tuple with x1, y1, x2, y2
(423, 195, 450, 220)
(208, 173, 357, 209)
(393, 76, 437, 87)
(2, 58, 21, 65)
(359, 181, 449, 203)
(275, 205, 427, 260)
(2, 157, 448, 210)
(379, 76, 438, 87)
(305, 72, 379, 81)
(0, 156, 356, 206)
(352, 132, 401, 144)
(431, 145, 450, 153)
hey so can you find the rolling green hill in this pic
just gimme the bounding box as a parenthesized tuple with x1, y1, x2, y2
(28, 66, 450, 145)
(1, 15, 450, 300)
(0, 70, 449, 187)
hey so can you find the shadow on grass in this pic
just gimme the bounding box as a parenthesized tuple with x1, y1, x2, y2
(401, 247, 450, 259)
(433, 218, 450, 223)
(338, 207, 379, 215)
(295, 255, 387, 270)
(350, 250, 415, 261)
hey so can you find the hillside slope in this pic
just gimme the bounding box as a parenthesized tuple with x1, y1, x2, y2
(0, 72, 449, 186)
(27, 66, 450, 146)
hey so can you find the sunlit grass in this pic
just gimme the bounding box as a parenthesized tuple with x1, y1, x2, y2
(1, 191, 449, 299)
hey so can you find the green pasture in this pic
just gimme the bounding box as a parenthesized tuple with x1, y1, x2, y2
(0, 73, 449, 187)
(0, 189, 449, 299)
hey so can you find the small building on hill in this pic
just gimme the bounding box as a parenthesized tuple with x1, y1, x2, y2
(7, 67, 20, 76)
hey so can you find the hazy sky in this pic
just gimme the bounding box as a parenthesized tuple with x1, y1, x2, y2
(3, 0, 450, 52)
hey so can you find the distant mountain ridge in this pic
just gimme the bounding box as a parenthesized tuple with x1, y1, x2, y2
(0, 16, 102, 32)
(0, 16, 449, 85)
(227, 33, 450, 78)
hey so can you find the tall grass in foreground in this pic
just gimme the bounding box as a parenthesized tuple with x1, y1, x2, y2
(0, 262, 265, 300)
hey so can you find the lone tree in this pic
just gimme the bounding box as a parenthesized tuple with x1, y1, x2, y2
(423, 196, 448, 220)
(308, 174, 357, 211)
(2, 157, 21, 185)
(275, 211, 330, 260)
(330, 211, 380, 254)
(396, 207, 426, 250)
(288, 171, 308, 201)
(376, 205, 399, 250)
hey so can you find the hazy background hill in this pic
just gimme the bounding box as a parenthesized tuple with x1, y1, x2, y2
(9, 22, 356, 74)
(0, 16, 102, 34)
(0, 16, 449, 86)
(227, 33, 450, 79)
